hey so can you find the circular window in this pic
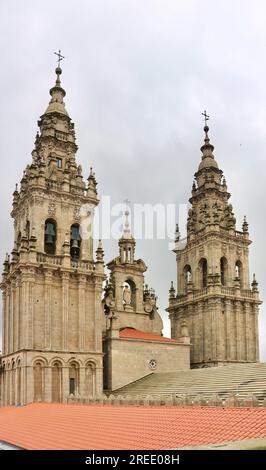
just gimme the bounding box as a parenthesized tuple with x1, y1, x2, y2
(149, 359, 157, 370)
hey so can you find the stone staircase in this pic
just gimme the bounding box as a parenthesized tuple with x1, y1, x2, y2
(113, 363, 266, 404)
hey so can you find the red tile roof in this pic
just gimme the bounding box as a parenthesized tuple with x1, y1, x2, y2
(119, 328, 177, 343)
(0, 403, 265, 450)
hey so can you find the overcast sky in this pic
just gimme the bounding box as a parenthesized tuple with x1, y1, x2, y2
(0, 0, 266, 360)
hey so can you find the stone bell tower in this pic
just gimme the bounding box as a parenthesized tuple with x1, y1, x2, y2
(0, 60, 105, 405)
(102, 208, 163, 335)
(168, 121, 261, 368)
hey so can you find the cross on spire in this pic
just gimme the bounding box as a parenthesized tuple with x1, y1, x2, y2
(201, 110, 210, 127)
(54, 49, 65, 67)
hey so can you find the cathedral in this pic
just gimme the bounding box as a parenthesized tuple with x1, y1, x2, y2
(0, 64, 261, 406)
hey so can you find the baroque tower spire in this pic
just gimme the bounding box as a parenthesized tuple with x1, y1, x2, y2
(168, 116, 261, 368)
(1, 59, 104, 406)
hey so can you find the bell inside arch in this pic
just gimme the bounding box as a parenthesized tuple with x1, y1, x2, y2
(45, 222, 56, 244)
(44, 221, 56, 254)
(72, 239, 79, 249)
(70, 224, 81, 260)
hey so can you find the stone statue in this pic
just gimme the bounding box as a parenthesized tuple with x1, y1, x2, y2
(123, 285, 131, 305)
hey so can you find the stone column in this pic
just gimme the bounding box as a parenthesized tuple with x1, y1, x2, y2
(79, 365, 86, 397)
(211, 299, 218, 363)
(254, 307, 260, 362)
(243, 248, 250, 290)
(21, 362, 26, 405)
(44, 366, 52, 403)
(9, 284, 14, 354)
(44, 271, 53, 350)
(12, 366, 18, 405)
(198, 301, 204, 364)
(235, 300, 241, 361)
(20, 272, 30, 350)
(62, 365, 69, 403)
(225, 299, 231, 361)
(116, 282, 123, 311)
(26, 365, 34, 405)
(135, 286, 143, 312)
(2, 291, 7, 355)
(94, 278, 104, 353)
(16, 282, 21, 351)
(3, 371, 7, 406)
(19, 280, 25, 350)
(244, 302, 250, 361)
(1, 371, 5, 406)
(27, 271, 35, 350)
(62, 272, 69, 351)
(12, 288, 16, 354)
(95, 364, 103, 396)
(78, 275, 86, 351)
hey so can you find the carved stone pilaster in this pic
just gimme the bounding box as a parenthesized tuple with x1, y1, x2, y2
(44, 271, 53, 350)
(61, 272, 70, 351)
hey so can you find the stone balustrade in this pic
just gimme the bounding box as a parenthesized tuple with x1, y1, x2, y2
(67, 392, 266, 408)
(37, 252, 63, 265)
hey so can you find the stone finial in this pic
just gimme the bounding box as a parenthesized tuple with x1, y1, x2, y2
(222, 176, 227, 188)
(252, 274, 259, 292)
(120, 200, 133, 241)
(3, 253, 10, 273)
(242, 215, 249, 233)
(96, 239, 104, 262)
(87, 167, 98, 197)
(169, 281, 176, 300)
(95, 240, 104, 274)
(200, 122, 215, 160)
(175, 223, 180, 243)
(11, 243, 19, 263)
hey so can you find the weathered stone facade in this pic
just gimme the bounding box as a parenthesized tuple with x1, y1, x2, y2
(168, 125, 262, 368)
(0, 66, 105, 405)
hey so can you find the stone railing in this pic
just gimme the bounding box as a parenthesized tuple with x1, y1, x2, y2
(71, 260, 93, 271)
(67, 392, 266, 408)
(241, 289, 256, 299)
(70, 185, 85, 196)
(221, 287, 235, 296)
(37, 253, 63, 266)
(46, 181, 61, 191)
(173, 287, 256, 305)
(235, 231, 246, 239)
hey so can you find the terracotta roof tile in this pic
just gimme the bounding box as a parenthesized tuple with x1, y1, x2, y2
(119, 328, 177, 343)
(0, 403, 265, 450)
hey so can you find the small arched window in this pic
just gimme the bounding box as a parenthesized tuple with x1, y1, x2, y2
(44, 219, 56, 255)
(70, 224, 81, 260)
(199, 258, 208, 288)
(220, 257, 228, 286)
